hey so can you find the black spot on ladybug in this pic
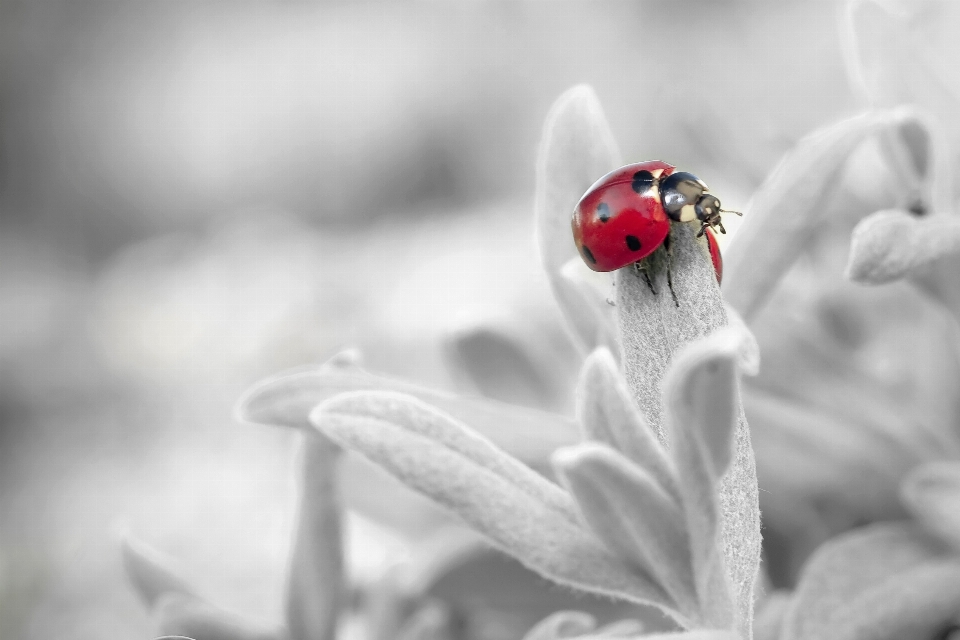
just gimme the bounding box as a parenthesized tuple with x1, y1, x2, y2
(631, 170, 654, 193)
(625, 235, 642, 251)
(581, 245, 597, 264)
(596, 202, 611, 222)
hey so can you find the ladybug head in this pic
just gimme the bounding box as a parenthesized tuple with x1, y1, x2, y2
(660, 171, 741, 236)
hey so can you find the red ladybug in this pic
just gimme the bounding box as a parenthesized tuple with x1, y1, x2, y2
(571, 161, 737, 287)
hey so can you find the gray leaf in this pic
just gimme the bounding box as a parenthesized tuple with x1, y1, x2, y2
(154, 593, 280, 640)
(312, 392, 685, 627)
(901, 461, 960, 553)
(723, 112, 887, 321)
(576, 348, 679, 502)
(553, 444, 698, 620)
(286, 433, 345, 640)
(534, 85, 622, 353)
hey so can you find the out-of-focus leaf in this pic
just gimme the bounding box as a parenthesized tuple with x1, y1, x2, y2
(523, 611, 598, 640)
(753, 591, 792, 640)
(618, 632, 737, 640)
(575, 348, 679, 501)
(590, 619, 645, 637)
(237, 359, 579, 467)
(782, 522, 960, 640)
(394, 599, 457, 640)
(847, 210, 960, 284)
(723, 112, 887, 321)
(154, 593, 280, 640)
(312, 391, 682, 626)
(558, 258, 620, 359)
(616, 223, 760, 638)
(553, 444, 698, 619)
(121, 534, 197, 608)
(442, 318, 578, 412)
(285, 433, 344, 640)
(845, 0, 960, 185)
(534, 85, 622, 354)
(901, 461, 960, 553)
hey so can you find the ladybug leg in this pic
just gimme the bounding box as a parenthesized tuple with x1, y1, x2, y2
(664, 235, 679, 307)
(634, 261, 658, 295)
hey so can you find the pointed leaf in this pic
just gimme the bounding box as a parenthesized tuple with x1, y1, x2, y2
(553, 443, 698, 619)
(312, 392, 684, 627)
(782, 522, 960, 640)
(237, 361, 579, 467)
(616, 223, 760, 637)
(523, 611, 597, 640)
(318, 392, 578, 521)
(576, 348, 679, 501)
(121, 534, 197, 608)
(535, 85, 622, 353)
(286, 433, 345, 640)
(154, 593, 280, 640)
(901, 461, 960, 553)
(664, 329, 741, 482)
(723, 112, 887, 321)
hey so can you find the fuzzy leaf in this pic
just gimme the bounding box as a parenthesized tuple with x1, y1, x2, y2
(901, 461, 960, 553)
(237, 359, 579, 466)
(154, 593, 280, 640)
(121, 534, 197, 608)
(553, 444, 698, 619)
(534, 85, 622, 353)
(664, 330, 741, 481)
(523, 611, 598, 640)
(312, 391, 683, 625)
(846, 209, 960, 282)
(723, 112, 887, 321)
(286, 432, 344, 640)
(783, 522, 960, 640)
(616, 228, 761, 638)
(576, 348, 679, 501)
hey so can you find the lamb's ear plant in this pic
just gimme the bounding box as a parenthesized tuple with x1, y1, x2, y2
(757, 461, 960, 640)
(308, 85, 762, 638)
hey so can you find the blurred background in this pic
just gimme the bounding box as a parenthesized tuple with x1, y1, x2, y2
(0, 0, 871, 637)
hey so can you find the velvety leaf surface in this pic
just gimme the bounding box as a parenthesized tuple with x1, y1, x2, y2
(285, 432, 344, 640)
(311, 391, 682, 625)
(575, 348, 679, 501)
(782, 522, 960, 640)
(154, 593, 280, 640)
(534, 84, 621, 354)
(616, 231, 761, 638)
(901, 461, 960, 553)
(553, 443, 697, 617)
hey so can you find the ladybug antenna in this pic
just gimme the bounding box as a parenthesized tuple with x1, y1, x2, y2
(720, 208, 743, 217)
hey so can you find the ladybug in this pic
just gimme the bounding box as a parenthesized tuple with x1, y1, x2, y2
(571, 161, 738, 297)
